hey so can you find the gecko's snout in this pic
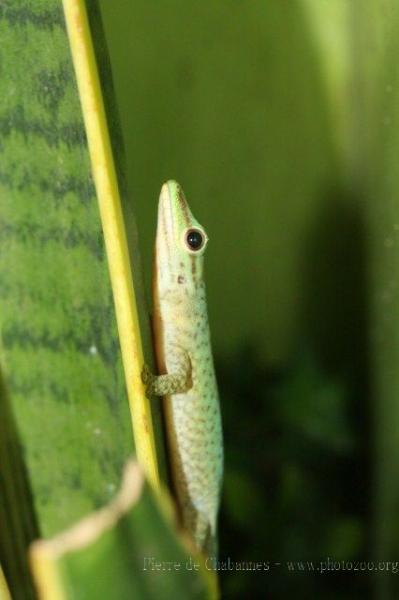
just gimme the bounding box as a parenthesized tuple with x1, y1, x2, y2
(160, 182, 170, 202)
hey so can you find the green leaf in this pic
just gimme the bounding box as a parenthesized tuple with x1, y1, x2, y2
(0, 0, 135, 538)
(0, 371, 37, 599)
(31, 461, 216, 600)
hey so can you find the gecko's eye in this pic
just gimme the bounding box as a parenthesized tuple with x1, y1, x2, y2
(185, 228, 205, 251)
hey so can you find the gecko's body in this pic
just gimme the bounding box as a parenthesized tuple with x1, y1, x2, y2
(142, 180, 223, 555)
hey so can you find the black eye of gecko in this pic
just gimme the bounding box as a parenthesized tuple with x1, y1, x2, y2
(185, 229, 204, 251)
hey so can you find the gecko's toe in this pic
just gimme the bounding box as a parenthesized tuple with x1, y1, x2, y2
(141, 364, 155, 397)
(141, 363, 151, 384)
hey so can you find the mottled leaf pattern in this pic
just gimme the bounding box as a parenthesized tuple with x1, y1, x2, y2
(0, 0, 134, 538)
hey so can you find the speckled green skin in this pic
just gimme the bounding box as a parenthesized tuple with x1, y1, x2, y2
(143, 181, 223, 555)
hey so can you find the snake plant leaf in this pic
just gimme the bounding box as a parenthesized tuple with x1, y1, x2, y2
(30, 461, 217, 600)
(61, 0, 167, 489)
(0, 369, 38, 599)
(0, 0, 140, 539)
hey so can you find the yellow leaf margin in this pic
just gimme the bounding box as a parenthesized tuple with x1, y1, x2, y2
(0, 566, 11, 600)
(62, 0, 160, 489)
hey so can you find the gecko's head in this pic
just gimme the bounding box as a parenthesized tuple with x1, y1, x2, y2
(155, 180, 209, 294)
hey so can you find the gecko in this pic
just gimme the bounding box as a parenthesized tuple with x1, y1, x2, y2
(141, 180, 223, 556)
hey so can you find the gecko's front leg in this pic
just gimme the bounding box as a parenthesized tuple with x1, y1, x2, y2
(141, 350, 192, 398)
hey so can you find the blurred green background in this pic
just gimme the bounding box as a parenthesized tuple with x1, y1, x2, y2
(99, 1, 399, 598)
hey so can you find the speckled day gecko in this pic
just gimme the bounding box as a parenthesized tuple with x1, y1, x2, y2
(142, 180, 223, 556)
